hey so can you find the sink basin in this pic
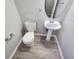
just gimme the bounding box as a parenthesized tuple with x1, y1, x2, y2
(44, 20, 61, 30)
(44, 20, 61, 41)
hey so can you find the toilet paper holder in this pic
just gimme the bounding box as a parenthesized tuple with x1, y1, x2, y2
(5, 33, 14, 42)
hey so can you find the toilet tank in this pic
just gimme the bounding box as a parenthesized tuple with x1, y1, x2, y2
(24, 21, 36, 32)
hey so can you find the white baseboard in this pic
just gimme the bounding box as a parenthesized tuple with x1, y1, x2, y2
(54, 35, 64, 59)
(35, 33, 64, 59)
(9, 33, 64, 59)
(35, 33, 55, 37)
(9, 39, 22, 59)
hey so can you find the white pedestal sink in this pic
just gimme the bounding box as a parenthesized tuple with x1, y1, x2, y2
(44, 20, 61, 41)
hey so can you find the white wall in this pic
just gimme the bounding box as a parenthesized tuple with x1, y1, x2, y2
(57, 3, 74, 59)
(55, 0, 73, 22)
(14, 0, 72, 34)
(5, 0, 22, 59)
(14, 0, 50, 34)
(13, 0, 74, 59)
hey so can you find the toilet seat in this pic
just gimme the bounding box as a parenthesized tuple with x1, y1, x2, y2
(23, 32, 34, 45)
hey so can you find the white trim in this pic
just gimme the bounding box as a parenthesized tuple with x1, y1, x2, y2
(35, 33, 64, 59)
(9, 33, 64, 59)
(9, 39, 22, 59)
(35, 33, 55, 37)
(35, 33, 47, 36)
(54, 35, 64, 59)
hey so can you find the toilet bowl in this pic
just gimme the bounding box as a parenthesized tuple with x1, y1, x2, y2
(23, 32, 34, 47)
(22, 21, 36, 47)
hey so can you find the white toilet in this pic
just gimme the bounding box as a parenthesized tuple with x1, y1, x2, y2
(22, 21, 36, 47)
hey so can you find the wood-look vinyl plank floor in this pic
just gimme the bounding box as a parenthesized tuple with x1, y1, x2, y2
(12, 36, 61, 59)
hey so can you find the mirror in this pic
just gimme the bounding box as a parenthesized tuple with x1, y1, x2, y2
(45, 0, 57, 18)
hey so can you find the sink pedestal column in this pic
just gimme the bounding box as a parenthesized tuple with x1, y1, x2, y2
(46, 29, 53, 41)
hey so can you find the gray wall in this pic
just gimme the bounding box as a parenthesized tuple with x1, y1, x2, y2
(57, 3, 74, 59)
(5, 0, 22, 59)
(14, 0, 50, 34)
(14, 0, 71, 34)
(13, 0, 74, 59)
